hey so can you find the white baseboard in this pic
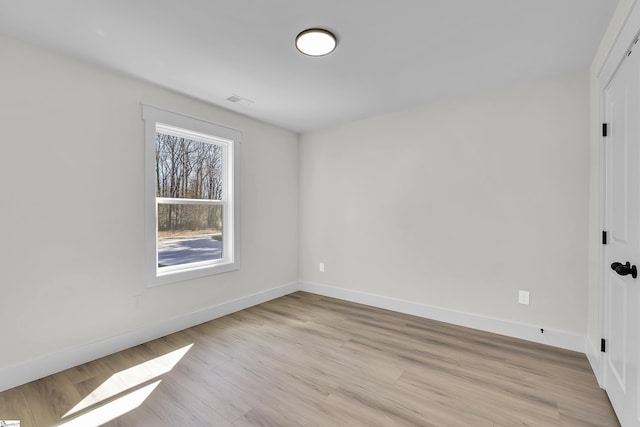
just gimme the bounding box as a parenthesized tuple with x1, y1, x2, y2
(585, 337, 604, 387)
(0, 282, 299, 393)
(299, 282, 586, 353)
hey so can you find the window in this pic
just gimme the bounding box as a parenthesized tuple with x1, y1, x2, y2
(143, 105, 240, 286)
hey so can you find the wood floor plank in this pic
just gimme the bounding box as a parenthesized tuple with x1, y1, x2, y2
(0, 292, 620, 426)
(140, 376, 232, 426)
(0, 385, 36, 426)
(164, 358, 259, 422)
(18, 374, 83, 427)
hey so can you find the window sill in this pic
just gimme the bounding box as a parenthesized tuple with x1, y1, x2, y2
(147, 260, 240, 287)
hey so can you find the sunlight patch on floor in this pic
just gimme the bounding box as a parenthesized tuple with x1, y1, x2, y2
(57, 380, 161, 427)
(61, 343, 193, 424)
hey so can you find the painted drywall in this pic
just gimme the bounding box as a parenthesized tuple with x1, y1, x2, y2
(587, 0, 636, 365)
(0, 35, 299, 370)
(299, 72, 589, 335)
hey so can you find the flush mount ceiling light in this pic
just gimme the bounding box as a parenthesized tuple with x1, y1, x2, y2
(295, 28, 337, 56)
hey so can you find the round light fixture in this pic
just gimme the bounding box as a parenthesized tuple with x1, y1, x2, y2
(295, 28, 337, 56)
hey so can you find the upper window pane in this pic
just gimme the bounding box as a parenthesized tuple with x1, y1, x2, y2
(155, 125, 224, 200)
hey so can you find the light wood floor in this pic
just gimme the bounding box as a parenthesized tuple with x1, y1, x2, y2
(0, 292, 619, 426)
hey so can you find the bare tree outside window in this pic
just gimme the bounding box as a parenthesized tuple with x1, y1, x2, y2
(155, 131, 224, 268)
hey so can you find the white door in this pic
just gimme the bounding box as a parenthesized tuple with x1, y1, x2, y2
(604, 37, 640, 427)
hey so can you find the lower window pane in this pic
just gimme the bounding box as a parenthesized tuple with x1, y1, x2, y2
(157, 203, 223, 268)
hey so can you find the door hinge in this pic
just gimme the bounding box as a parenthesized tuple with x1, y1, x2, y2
(601, 338, 606, 352)
(602, 123, 608, 137)
(603, 231, 607, 245)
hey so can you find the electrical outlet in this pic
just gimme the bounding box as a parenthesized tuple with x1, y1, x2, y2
(319, 262, 325, 272)
(518, 290, 530, 305)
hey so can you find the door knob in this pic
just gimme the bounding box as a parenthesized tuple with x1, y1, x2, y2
(611, 261, 638, 279)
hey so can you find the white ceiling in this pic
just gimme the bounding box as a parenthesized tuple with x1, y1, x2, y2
(0, 0, 617, 133)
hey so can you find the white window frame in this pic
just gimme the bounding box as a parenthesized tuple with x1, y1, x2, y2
(142, 104, 241, 286)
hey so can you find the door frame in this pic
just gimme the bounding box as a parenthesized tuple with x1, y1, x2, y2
(597, 0, 640, 387)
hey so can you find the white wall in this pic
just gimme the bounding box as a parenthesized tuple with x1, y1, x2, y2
(300, 72, 589, 336)
(0, 35, 299, 373)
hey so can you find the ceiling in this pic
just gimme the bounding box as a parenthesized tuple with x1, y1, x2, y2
(0, 0, 617, 133)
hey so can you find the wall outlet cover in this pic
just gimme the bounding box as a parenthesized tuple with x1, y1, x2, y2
(518, 290, 530, 305)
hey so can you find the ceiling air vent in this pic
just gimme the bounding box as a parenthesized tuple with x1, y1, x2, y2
(226, 94, 254, 107)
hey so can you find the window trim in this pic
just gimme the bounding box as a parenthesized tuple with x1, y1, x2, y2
(142, 104, 241, 287)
